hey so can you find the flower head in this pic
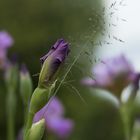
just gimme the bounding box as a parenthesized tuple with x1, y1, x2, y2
(82, 55, 137, 95)
(39, 39, 69, 87)
(34, 97, 74, 139)
(0, 31, 14, 69)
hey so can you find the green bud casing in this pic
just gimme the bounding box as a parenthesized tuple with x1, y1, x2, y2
(20, 69, 33, 106)
(29, 80, 56, 115)
(26, 119, 45, 140)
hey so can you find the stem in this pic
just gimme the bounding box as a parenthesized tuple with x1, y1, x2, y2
(131, 120, 140, 140)
(24, 104, 29, 126)
(6, 90, 16, 140)
(22, 104, 29, 139)
(24, 111, 34, 140)
(120, 103, 132, 140)
(7, 110, 15, 140)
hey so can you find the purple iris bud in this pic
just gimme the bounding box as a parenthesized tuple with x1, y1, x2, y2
(40, 39, 69, 64)
(39, 39, 69, 86)
(34, 97, 74, 139)
(82, 55, 137, 95)
(0, 31, 14, 69)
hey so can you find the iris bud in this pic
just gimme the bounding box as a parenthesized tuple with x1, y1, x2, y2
(39, 39, 69, 87)
(20, 64, 33, 106)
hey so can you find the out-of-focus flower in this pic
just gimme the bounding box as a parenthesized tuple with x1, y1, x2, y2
(0, 31, 14, 48)
(34, 97, 74, 139)
(20, 64, 33, 106)
(39, 39, 69, 87)
(0, 31, 14, 69)
(82, 55, 137, 96)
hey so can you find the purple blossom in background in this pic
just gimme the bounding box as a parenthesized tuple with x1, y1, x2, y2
(0, 31, 14, 69)
(39, 39, 69, 85)
(0, 31, 14, 48)
(34, 97, 74, 139)
(82, 55, 137, 95)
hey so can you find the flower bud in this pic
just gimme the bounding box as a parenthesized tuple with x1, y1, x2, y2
(26, 119, 45, 140)
(39, 39, 69, 87)
(29, 80, 57, 115)
(20, 64, 33, 106)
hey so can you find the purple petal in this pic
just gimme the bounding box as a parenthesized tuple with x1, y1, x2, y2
(39, 39, 70, 85)
(40, 39, 69, 64)
(45, 97, 64, 117)
(83, 54, 137, 91)
(47, 117, 74, 139)
(0, 31, 14, 48)
(34, 97, 64, 123)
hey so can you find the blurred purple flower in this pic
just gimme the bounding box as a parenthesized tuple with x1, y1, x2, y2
(39, 39, 69, 86)
(0, 31, 14, 48)
(82, 55, 137, 95)
(0, 31, 14, 69)
(34, 97, 74, 139)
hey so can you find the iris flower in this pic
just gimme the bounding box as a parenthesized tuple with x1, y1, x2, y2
(82, 55, 137, 96)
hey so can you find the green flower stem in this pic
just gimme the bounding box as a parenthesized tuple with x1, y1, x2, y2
(6, 89, 16, 140)
(24, 105, 29, 125)
(7, 113, 15, 140)
(24, 111, 34, 140)
(120, 102, 133, 140)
